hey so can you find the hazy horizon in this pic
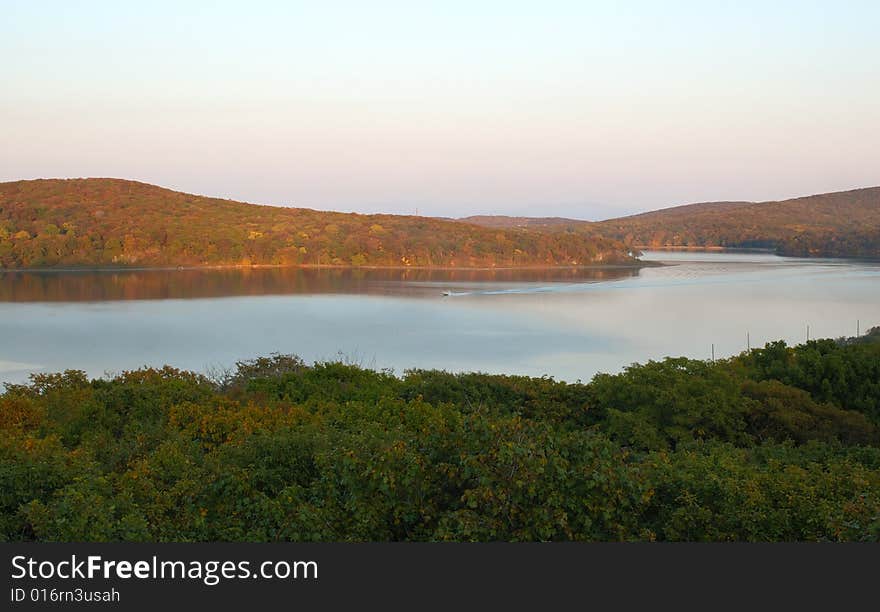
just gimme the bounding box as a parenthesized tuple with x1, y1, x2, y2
(5, 175, 880, 223)
(3, 1, 879, 218)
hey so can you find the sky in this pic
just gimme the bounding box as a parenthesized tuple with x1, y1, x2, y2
(2, 1, 879, 219)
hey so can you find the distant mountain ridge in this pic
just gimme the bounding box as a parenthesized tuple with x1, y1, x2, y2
(462, 187, 880, 258)
(2, 179, 877, 269)
(0, 178, 633, 269)
(592, 187, 880, 257)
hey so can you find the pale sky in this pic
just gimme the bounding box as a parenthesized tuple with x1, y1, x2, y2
(3, 1, 879, 219)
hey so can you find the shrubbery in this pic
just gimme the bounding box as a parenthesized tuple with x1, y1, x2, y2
(2, 333, 879, 542)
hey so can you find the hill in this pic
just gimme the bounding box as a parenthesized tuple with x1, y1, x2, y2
(593, 187, 880, 257)
(0, 179, 633, 269)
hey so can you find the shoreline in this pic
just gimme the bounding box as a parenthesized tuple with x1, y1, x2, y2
(634, 245, 775, 252)
(0, 260, 663, 274)
(636, 245, 880, 262)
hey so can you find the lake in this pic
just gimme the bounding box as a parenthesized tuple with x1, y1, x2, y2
(2, 251, 879, 384)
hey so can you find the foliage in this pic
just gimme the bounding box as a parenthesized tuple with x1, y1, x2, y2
(1, 332, 879, 542)
(0, 178, 632, 269)
(588, 187, 880, 258)
(737, 335, 880, 424)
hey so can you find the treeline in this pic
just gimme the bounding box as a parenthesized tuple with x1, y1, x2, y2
(0, 179, 632, 269)
(2, 329, 879, 542)
(590, 187, 880, 258)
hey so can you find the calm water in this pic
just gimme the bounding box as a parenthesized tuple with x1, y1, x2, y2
(2, 251, 879, 384)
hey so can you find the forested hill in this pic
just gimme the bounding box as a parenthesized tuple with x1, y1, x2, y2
(593, 187, 880, 258)
(0, 179, 633, 269)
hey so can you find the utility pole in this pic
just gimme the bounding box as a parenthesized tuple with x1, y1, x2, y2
(711, 343, 715, 362)
(857, 319, 860, 337)
(747, 332, 750, 353)
(806, 324, 810, 342)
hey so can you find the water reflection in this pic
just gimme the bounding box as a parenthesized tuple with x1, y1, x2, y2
(0, 266, 641, 302)
(1, 252, 877, 384)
